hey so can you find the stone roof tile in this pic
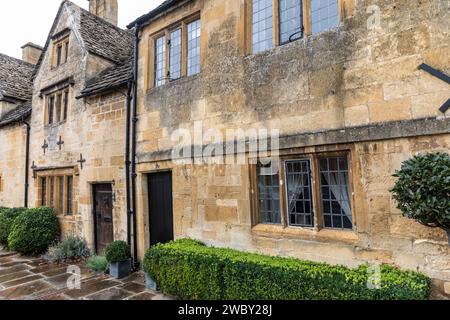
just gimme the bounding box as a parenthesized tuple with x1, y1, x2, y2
(0, 53, 34, 101)
(0, 100, 32, 127)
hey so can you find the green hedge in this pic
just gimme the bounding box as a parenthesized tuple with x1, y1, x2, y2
(0, 208, 27, 247)
(143, 239, 431, 300)
(8, 207, 60, 255)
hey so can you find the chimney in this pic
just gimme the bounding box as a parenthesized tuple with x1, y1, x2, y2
(88, 0, 118, 26)
(21, 43, 43, 65)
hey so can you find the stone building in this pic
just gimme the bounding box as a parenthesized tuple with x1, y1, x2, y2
(128, 0, 450, 296)
(0, 0, 449, 297)
(0, 0, 132, 254)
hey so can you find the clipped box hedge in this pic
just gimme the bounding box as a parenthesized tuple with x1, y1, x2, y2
(143, 239, 431, 300)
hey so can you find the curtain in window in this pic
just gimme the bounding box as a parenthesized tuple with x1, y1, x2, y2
(322, 170, 352, 223)
(287, 170, 306, 213)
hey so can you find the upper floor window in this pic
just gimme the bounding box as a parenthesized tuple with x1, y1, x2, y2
(52, 36, 69, 67)
(253, 152, 353, 230)
(45, 88, 70, 125)
(152, 16, 201, 88)
(250, 0, 341, 54)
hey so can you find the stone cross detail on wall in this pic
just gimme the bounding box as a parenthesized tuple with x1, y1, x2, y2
(418, 63, 450, 113)
(42, 140, 49, 155)
(77, 153, 86, 170)
(57, 136, 65, 150)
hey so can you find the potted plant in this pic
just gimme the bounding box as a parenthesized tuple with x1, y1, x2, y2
(104, 241, 132, 279)
(391, 152, 450, 244)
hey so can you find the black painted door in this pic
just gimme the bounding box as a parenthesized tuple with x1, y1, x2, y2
(148, 172, 174, 246)
(93, 184, 114, 254)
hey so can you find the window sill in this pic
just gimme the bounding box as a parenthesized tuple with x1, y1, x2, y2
(147, 73, 200, 93)
(251, 224, 358, 244)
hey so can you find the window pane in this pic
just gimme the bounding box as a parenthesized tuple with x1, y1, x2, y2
(67, 176, 73, 215)
(285, 160, 314, 227)
(41, 177, 47, 206)
(58, 176, 64, 214)
(311, 0, 339, 35)
(257, 162, 281, 224)
(252, 0, 273, 53)
(56, 94, 62, 123)
(155, 35, 166, 87)
(169, 28, 182, 80)
(49, 177, 55, 208)
(320, 157, 353, 230)
(63, 90, 69, 121)
(48, 96, 55, 124)
(279, 0, 303, 44)
(187, 19, 201, 76)
(57, 45, 62, 66)
(64, 41, 69, 63)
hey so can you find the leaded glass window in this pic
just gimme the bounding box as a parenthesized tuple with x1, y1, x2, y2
(169, 28, 182, 80)
(311, 0, 339, 35)
(279, 0, 303, 44)
(319, 157, 352, 230)
(155, 35, 166, 87)
(285, 160, 314, 227)
(252, 0, 274, 53)
(257, 162, 281, 224)
(67, 176, 73, 215)
(187, 19, 201, 76)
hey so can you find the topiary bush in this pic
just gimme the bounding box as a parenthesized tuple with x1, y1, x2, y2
(391, 152, 450, 231)
(46, 235, 91, 262)
(104, 241, 131, 263)
(0, 208, 27, 248)
(143, 239, 431, 300)
(8, 207, 60, 255)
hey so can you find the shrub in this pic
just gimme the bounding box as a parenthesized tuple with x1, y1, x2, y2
(86, 255, 109, 273)
(8, 207, 60, 255)
(105, 241, 131, 263)
(143, 239, 431, 300)
(46, 235, 90, 262)
(0, 208, 27, 247)
(391, 152, 450, 229)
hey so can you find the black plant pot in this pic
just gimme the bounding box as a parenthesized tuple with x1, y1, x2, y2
(109, 259, 132, 279)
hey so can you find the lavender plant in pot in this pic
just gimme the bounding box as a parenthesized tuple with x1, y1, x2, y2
(105, 241, 132, 279)
(391, 152, 450, 244)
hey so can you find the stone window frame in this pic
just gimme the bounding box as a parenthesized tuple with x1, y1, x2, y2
(245, 0, 347, 54)
(250, 148, 356, 233)
(37, 168, 76, 216)
(44, 87, 70, 126)
(52, 34, 70, 68)
(148, 13, 201, 89)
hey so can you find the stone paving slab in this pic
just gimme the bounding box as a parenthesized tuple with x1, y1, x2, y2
(0, 249, 174, 300)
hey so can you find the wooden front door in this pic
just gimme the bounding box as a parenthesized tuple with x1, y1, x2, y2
(148, 172, 174, 246)
(93, 184, 114, 254)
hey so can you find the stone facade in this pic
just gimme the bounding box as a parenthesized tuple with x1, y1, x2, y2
(133, 0, 450, 296)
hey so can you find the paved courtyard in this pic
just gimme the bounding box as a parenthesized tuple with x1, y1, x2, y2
(0, 250, 172, 300)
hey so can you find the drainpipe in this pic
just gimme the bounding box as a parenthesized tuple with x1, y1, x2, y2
(22, 119, 30, 208)
(130, 24, 141, 270)
(125, 83, 132, 247)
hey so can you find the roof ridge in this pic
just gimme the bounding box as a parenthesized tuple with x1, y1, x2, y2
(78, 4, 129, 34)
(0, 52, 35, 68)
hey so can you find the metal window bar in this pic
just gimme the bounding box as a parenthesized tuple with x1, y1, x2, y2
(279, 0, 304, 44)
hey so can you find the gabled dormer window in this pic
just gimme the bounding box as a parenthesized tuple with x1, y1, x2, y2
(52, 35, 69, 67)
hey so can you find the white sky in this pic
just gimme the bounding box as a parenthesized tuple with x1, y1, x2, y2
(0, 0, 165, 59)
